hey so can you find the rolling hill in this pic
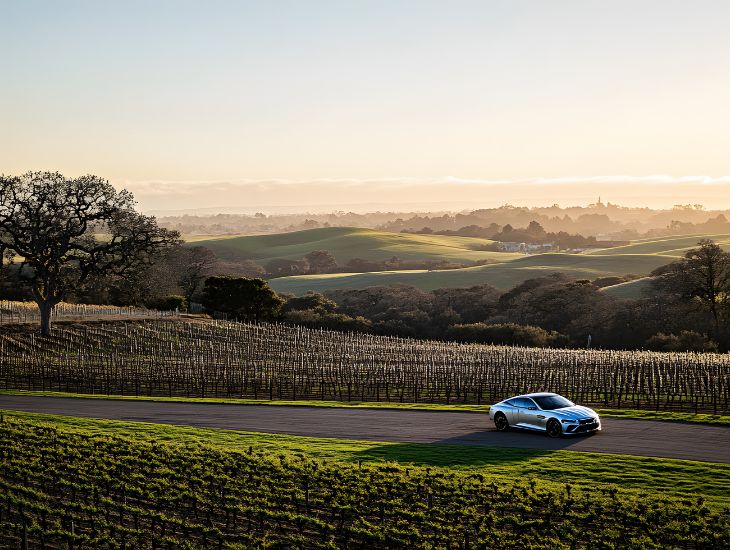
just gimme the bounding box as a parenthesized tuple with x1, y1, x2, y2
(195, 231, 730, 296)
(190, 227, 522, 264)
(585, 233, 730, 256)
(269, 252, 677, 295)
(600, 277, 655, 300)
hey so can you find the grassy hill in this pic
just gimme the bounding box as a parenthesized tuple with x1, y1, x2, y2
(191, 227, 521, 264)
(586, 233, 730, 256)
(196, 231, 730, 295)
(600, 277, 655, 299)
(269, 252, 676, 295)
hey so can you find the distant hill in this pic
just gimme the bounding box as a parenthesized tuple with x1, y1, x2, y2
(268, 252, 676, 295)
(190, 227, 521, 265)
(199, 231, 730, 296)
(584, 233, 730, 256)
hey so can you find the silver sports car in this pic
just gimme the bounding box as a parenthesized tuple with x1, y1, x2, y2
(489, 392, 601, 437)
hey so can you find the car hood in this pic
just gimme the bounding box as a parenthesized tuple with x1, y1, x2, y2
(550, 405, 598, 420)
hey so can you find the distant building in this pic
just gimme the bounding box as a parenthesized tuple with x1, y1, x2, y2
(498, 242, 556, 254)
(526, 243, 556, 253)
(498, 242, 526, 253)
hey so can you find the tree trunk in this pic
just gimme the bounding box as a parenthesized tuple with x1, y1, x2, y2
(38, 300, 54, 336)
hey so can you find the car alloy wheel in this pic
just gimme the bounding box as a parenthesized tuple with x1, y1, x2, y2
(546, 419, 562, 438)
(494, 413, 509, 432)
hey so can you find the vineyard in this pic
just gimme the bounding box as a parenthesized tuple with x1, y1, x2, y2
(0, 416, 727, 549)
(1, 319, 729, 414)
(0, 301, 177, 325)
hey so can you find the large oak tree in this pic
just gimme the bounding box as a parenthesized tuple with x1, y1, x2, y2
(0, 172, 179, 334)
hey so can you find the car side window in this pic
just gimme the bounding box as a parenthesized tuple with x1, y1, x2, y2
(513, 398, 531, 408)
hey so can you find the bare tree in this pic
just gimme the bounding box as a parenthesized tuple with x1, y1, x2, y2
(0, 172, 179, 334)
(175, 246, 219, 305)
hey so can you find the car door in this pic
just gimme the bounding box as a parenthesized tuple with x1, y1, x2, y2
(520, 398, 547, 430)
(512, 398, 532, 428)
(517, 398, 546, 430)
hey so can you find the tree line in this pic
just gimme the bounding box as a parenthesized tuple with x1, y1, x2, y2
(403, 220, 629, 250)
(196, 239, 730, 352)
(158, 202, 730, 239)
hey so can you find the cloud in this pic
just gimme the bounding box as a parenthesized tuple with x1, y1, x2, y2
(114, 175, 730, 214)
(120, 175, 730, 191)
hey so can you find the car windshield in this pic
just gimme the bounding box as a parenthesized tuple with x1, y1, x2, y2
(533, 395, 573, 410)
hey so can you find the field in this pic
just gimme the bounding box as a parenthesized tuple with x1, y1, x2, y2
(191, 226, 520, 264)
(268, 233, 730, 294)
(269, 252, 675, 294)
(585, 233, 730, 256)
(2, 319, 728, 414)
(0, 413, 727, 548)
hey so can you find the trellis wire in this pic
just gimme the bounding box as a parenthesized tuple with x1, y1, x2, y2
(0, 300, 177, 324)
(0, 319, 728, 413)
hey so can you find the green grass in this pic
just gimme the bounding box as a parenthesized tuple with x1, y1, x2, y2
(600, 276, 655, 299)
(191, 226, 521, 264)
(269, 252, 676, 293)
(266, 233, 730, 293)
(2, 410, 728, 508)
(181, 233, 248, 242)
(2, 390, 728, 425)
(5, 415, 726, 548)
(586, 233, 730, 257)
(189, 230, 730, 294)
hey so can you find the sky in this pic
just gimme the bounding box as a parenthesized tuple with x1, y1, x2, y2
(2, 0, 730, 212)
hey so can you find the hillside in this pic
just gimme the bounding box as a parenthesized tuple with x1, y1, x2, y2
(600, 277, 655, 299)
(190, 227, 521, 264)
(585, 233, 730, 256)
(268, 233, 730, 295)
(269, 252, 676, 294)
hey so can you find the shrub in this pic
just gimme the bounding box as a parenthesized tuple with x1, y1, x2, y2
(284, 309, 372, 333)
(146, 295, 187, 311)
(201, 276, 284, 321)
(446, 322, 567, 347)
(646, 331, 718, 352)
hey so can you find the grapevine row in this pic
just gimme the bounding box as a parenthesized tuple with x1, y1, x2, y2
(0, 300, 177, 325)
(1, 319, 728, 413)
(0, 417, 726, 548)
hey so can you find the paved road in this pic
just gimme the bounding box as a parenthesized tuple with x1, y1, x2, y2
(1, 396, 728, 463)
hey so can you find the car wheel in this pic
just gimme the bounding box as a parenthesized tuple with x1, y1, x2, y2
(494, 413, 509, 432)
(546, 419, 562, 438)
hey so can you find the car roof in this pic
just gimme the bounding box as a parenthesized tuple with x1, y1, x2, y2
(513, 392, 559, 399)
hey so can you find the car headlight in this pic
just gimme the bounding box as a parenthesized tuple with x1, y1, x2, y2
(561, 419, 577, 424)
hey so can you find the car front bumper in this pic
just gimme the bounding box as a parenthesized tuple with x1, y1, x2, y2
(563, 420, 601, 435)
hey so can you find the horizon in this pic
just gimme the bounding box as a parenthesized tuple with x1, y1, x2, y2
(135, 176, 730, 214)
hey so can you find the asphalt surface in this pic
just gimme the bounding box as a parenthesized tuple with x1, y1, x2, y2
(1, 395, 729, 463)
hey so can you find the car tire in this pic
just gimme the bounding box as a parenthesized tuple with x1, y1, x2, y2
(546, 419, 562, 438)
(494, 413, 509, 432)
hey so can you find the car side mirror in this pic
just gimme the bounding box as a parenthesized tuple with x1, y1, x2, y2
(528, 406, 537, 410)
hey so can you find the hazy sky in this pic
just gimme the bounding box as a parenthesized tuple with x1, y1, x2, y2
(2, 1, 730, 211)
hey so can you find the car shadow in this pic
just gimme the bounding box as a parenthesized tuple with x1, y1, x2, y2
(348, 429, 596, 468)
